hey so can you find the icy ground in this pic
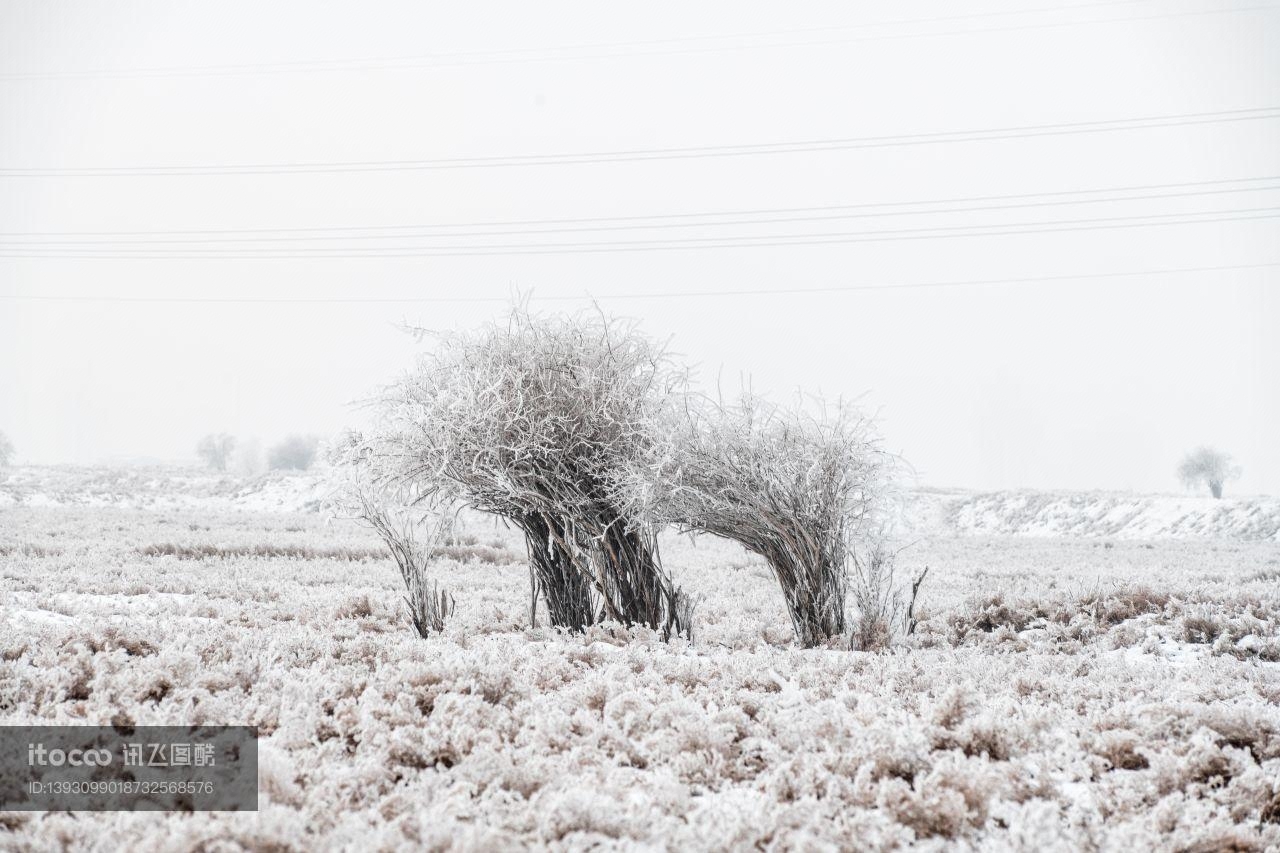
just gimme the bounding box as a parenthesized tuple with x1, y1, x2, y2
(1, 470, 1278, 850)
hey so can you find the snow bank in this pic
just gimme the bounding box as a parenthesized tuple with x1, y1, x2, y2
(914, 489, 1280, 541)
(0, 466, 331, 514)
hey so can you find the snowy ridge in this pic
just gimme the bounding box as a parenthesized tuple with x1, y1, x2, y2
(915, 488, 1280, 541)
(0, 466, 332, 514)
(3, 467, 1277, 540)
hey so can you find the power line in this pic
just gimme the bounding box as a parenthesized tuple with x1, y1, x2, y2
(4, 180, 1277, 246)
(1, 2, 1272, 81)
(3, 262, 1275, 304)
(5, 175, 1274, 239)
(3, 207, 1275, 259)
(2, 108, 1276, 178)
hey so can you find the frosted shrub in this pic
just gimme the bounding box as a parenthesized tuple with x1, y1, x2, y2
(404, 577, 455, 638)
(630, 393, 892, 648)
(355, 489, 455, 637)
(346, 306, 691, 638)
(850, 540, 928, 651)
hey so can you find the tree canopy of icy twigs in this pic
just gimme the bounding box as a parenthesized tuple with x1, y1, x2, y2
(1178, 445, 1242, 499)
(620, 392, 893, 648)
(342, 305, 692, 639)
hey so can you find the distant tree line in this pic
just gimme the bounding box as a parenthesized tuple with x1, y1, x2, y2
(196, 433, 320, 473)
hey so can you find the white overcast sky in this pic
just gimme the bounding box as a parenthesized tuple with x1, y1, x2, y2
(1, 1, 1277, 494)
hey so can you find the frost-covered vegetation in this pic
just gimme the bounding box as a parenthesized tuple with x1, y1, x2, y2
(341, 307, 694, 638)
(2, 490, 1278, 850)
(1178, 446, 1244, 500)
(341, 306, 908, 649)
(622, 392, 896, 648)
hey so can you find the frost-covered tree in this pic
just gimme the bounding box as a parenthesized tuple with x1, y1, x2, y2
(1178, 446, 1241, 499)
(342, 305, 691, 638)
(196, 433, 236, 472)
(269, 435, 319, 471)
(622, 392, 894, 648)
(0, 431, 13, 467)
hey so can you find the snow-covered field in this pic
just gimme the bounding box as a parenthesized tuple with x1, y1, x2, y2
(2, 468, 1279, 850)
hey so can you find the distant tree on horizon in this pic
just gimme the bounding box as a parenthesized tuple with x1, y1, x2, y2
(1177, 446, 1241, 499)
(0, 431, 13, 467)
(196, 433, 237, 472)
(268, 434, 319, 471)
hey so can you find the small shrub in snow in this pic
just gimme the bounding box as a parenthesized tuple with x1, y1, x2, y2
(849, 541, 928, 651)
(355, 490, 455, 637)
(0, 430, 14, 467)
(404, 577, 455, 638)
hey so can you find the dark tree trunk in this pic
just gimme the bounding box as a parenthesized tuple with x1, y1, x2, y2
(596, 522, 664, 626)
(520, 514, 598, 631)
(1210, 481, 1223, 499)
(761, 543, 846, 648)
(594, 517, 692, 640)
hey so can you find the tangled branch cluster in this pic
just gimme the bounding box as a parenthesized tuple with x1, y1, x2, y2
(340, 304, 915, 648)
(345, 306, 692, 639)
(622, 393, 895, 647)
